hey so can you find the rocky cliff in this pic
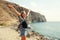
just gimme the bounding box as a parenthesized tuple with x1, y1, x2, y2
(0, 0, 46, 26)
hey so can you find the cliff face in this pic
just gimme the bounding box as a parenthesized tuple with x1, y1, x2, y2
(30, 11, 46, 22)
(0, 0, 46, 26)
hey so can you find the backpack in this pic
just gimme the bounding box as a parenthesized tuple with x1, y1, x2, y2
(18, 20, 28, 29)
(21, 21, 28, 28)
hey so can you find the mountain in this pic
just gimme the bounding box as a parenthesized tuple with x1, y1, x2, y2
(0, 0, 46, 26)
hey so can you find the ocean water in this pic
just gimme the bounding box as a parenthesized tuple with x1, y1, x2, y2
(30, 22, 60, 40)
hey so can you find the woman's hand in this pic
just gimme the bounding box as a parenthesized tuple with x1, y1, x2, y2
(8, 4, 21, 16)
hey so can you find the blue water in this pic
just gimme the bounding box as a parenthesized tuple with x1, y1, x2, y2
(30, 22, 60, 39)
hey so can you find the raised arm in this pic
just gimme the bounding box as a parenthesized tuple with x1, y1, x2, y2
(27, 10, 30, 16)
(8, 4, 21, 16)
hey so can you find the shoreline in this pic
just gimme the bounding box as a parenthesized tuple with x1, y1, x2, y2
(0, 26, 48, 40)
(0, 26, 59, 40)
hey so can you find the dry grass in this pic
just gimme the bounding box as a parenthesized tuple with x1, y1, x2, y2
(0, 20, 18, 27)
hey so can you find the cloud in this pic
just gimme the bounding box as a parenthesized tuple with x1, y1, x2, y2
(30, 2, 38, 7)
(30, 2, 40, 12)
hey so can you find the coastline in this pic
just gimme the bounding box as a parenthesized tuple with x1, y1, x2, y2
(0, 26, 47, 40)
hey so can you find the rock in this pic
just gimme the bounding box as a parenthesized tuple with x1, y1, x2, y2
(0, 25, 48, 40)
(26, 33, 30, 38)
(30, 11, 46, 22)
(0, 0, 46, 26)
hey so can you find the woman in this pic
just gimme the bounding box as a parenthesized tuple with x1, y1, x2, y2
(18, 11, 28, 40)
(8, 4, 30, 40)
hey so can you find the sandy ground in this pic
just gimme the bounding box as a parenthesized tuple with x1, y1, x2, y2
(0, 26, 37, 40)
(0, 26, 20, 40)
(0, 26, 47, 40)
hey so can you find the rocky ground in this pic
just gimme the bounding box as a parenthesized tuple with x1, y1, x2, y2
(0, 26, 47, 40)
(0, 0, 46, 26)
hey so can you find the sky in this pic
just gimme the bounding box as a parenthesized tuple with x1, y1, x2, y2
(7, 0, 60, 21)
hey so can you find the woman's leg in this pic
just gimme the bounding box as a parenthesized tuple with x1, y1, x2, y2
(21, 28, 27, 40)
(21, 35, 26, 40)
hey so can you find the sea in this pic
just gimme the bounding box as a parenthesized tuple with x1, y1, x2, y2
(30, 22, 60, 40)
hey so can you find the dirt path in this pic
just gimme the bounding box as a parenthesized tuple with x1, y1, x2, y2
(0, 26, 47, 40)
(0, 26, 36, 40)
(0, 26, 20, 40)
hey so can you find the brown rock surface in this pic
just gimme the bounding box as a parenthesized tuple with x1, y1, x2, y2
(0, 0, 46, 26)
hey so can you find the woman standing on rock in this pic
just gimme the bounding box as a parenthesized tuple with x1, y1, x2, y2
(8, 4, 30, 40)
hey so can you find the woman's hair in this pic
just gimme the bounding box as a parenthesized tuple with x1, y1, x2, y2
(21, 11, 26, 18)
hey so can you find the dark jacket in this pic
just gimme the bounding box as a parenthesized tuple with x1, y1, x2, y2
(18, 16, 28, 30)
